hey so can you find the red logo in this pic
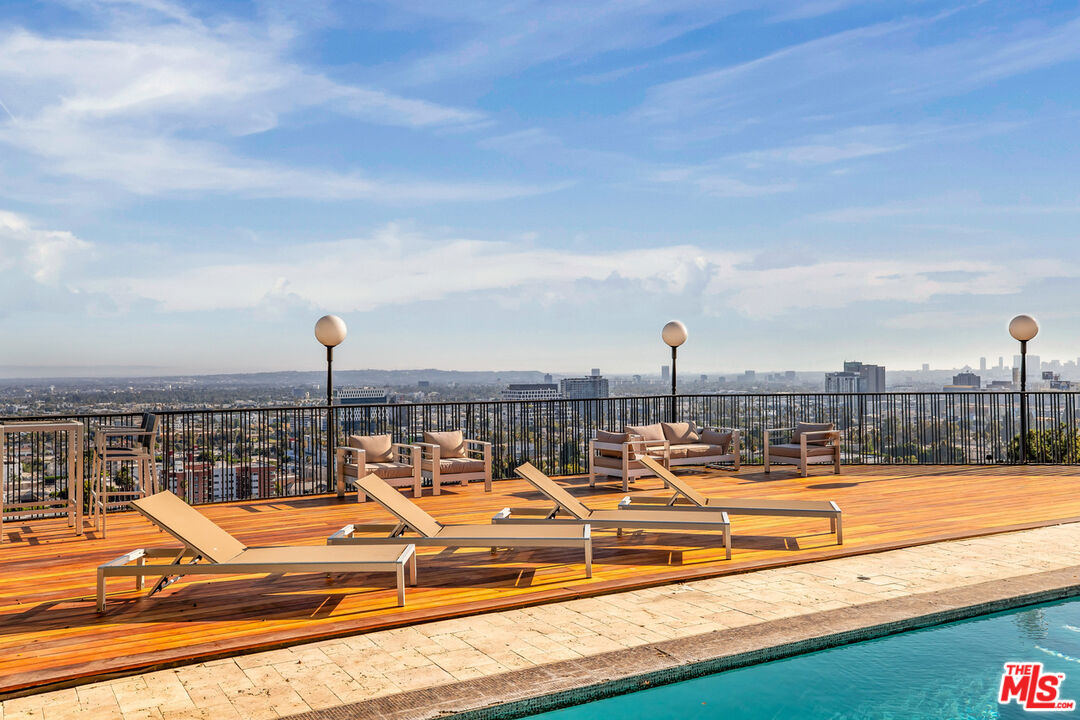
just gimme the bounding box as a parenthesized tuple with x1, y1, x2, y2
(999, 662, 1076, 711)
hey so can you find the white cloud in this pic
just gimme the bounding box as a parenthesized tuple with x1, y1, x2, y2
(651, 167, 794, 197)
(65, 224, 1080, 321)
(0, 210, 91, 284)
(0, 7, 542, 203)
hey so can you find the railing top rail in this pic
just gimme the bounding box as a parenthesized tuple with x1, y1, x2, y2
(2, 390, 1072, 423)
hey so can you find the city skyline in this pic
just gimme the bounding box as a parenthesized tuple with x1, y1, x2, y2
(3, 2, 1080, 375)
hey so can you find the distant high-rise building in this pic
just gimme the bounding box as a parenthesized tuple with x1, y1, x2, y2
(502, 383, 560, 401)
(591, 368, 601, 377)
(784, 370, 797, 380)
(543, 373, 553, 384)
(560, 375, 609, 399)
(979, 357, 987, 371)
(661, 366, 670, 381)
(949, 372, 981, 389)
(829, 361, 885, 393)
(922, 363, 930, 372)
(1014, 355, 1041, 371)
(699, 374, 708, 382)
(743, 370, 756, 379)
(998, 357, 1005, 369)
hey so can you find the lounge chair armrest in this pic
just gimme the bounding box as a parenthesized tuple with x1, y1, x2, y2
(501, 506, 559, 517)
(100, 548, 148, 567)
(331, 522, 406, 537)
(764, 427, 795, 434)
(464, 439, 492, 459)
(337, 446, 366, 461)
(628, 495, 684, 505)
(800, 430, 842, 443)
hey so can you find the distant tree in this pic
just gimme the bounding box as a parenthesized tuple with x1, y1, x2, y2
(1007, 423, 1080, 463)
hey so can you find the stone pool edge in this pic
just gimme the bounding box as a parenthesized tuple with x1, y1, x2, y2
(281, 564, 1080, 720)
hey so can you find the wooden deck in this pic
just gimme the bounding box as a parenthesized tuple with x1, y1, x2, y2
(2, 464, 1079, 697)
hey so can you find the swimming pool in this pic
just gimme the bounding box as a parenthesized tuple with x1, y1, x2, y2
(527, 598, 1080, 719)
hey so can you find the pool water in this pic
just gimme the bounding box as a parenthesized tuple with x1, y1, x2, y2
(528, 598, 1080, 719)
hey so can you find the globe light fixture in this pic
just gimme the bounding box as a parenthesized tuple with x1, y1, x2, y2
(315, 315, 347, 496)
(1008, 314, 1038, 464)
(661, 321, 688, 421)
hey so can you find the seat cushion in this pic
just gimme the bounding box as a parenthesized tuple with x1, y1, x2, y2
(700, 429, 733, 453)
(793, 422, 834, 446)
(669, 443, 723, 460)
(769, 443, 836, 458)
(366, 462, 415, 479)
(662, 422, 700, 445)
(625, 423, 665, 442)
(424, 430, 466, 458)
(592, 454, 648, 470)
(434, 457, 485, 474)
(347, 434, 393, 462)
(595, 430, 631, 458)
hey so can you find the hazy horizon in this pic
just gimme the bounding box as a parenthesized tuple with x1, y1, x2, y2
(2, 2, 1079, 375)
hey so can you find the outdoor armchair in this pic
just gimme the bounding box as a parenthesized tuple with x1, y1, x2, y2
(763, 422, 842, 477)
(416, 430, 492, 495)
(588, 427, 669, 492)
(336, 434, 421, 500)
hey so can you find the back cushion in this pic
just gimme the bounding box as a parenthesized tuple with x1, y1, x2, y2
(793, 422, 835, 446)
(348, 434, 393, 463)
(595, 430, 630, 458)
(625, 423, 665, 442)
(700, 429, 733, 453)
(662, 422, 700, 445)
(424, 430, 466, 458)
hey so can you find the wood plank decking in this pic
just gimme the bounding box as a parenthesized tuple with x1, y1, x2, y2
(1, 464, 1078, 697)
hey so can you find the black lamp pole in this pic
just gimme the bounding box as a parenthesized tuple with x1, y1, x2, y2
(670, 346, 677, 422)
(1019, 339, 1027, 465)
(326, 345, 334, 488)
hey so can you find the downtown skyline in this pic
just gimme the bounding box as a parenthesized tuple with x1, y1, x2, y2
(2, 1, 1080, 376)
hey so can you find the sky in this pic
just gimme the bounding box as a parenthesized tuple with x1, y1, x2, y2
(1, 0, 1079, 378)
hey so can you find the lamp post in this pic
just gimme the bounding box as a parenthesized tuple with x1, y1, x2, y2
(1008, 314, 1038, 464)
(315, 315, 347, 495)
(661, 321, 688, 422)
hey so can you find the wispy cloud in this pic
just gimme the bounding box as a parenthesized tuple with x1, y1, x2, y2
(0, 209, 91, 284)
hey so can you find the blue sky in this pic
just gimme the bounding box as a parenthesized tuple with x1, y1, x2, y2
(1, 0, 1079, 377)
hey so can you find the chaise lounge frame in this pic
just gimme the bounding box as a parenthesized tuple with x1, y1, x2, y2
(97, 491, 417, 612)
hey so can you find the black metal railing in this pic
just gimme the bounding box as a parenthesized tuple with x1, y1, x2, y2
(3, 392, 1078, 511)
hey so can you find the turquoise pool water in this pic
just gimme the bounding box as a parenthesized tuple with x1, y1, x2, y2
(528, 598, 1080, 719)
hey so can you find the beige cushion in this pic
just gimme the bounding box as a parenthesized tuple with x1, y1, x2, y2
(595, 430, 630, 458)
(592, 454, 647, 470)
(669, 443, 721, 460)
(347, 434, 393, 463)
(366, 462, 415, 479)
(793, 422, 835, 446)
(700, 429, 733, 453)
(662, 422, 700, 445)
(423, 430, 466, 458)
(435, 457, 485, 474)
(769, 443, 836, 458)
(625, 423, 665, 442)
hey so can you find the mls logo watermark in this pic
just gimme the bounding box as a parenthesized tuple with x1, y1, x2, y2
(999, 663, 1076, 712)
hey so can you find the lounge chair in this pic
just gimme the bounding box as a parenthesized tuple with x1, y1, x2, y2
(96, 491, 417, 611)
(764, 422, 842, 477)
(494, 463, 731, 559)
(417, 430, 493, 495)
(335, 433, 421, 500)
(328, 472, 592, 577)
(623, 456, 842, 543)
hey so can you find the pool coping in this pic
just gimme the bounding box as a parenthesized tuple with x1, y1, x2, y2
(280, 564, 1080, 720)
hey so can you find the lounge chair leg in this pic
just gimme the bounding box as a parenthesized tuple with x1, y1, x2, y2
(96, 568, 106, 613)
(409, 554, 417, 585)
(433, 473, 441, 496)
(136, 556, 145, 590)
(616, 527, 623, 538)
(588, 471, 595, 488)
(396, 565, 405, 607)
(584, 541, 592, 578)
(725, 527, 731, 560)
(835, 515, 843, 545)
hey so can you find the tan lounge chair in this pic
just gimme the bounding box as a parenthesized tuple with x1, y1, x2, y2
(624, 456, 842, 543)
(96, 491, 416, 612)
(495, 463, 731, 559)
(328, 473, 592, 577)
(764, 422, 842, 477)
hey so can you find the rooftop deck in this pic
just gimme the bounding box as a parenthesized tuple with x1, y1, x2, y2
(3, 463, 1079, 697)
